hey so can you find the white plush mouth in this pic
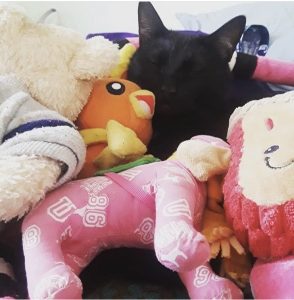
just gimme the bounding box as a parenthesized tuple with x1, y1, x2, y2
(137, 99, 152, 115)
(265, 156, 294, 169)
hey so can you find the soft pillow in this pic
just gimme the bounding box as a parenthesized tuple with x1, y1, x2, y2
(176, 2, 294, 45)
(266, 31, 294, 92)
(176, 2, 294, 93)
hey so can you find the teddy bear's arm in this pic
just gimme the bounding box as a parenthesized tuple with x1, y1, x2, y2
(0, 156, 60, 221)
(153, 166, 210, 272)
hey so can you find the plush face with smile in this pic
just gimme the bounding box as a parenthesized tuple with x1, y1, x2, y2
(236, 101, 294, 206)
(223, 92, 294, 259)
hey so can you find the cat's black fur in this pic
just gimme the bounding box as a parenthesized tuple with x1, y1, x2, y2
(128, 2, 246, 159)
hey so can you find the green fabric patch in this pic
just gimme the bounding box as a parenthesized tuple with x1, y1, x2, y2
(95, 155, 161, 176)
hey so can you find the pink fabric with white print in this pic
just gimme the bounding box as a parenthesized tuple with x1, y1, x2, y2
(22, 137, 242, 299)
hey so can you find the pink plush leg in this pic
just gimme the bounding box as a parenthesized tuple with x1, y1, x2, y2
(32, 263, 82, 299)
(154, 227, 210, 272)
(250, 255, 294, 299)
(22, 222, 83, 299)
(179, 263, 243, 299)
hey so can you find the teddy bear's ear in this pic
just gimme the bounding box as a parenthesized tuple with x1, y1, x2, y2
(70, 36, 120, 80)
(0, 5, 27, 32)
(175, 137, 231, 182)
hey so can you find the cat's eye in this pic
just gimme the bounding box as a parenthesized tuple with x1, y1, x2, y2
(106, 82, 125, 95)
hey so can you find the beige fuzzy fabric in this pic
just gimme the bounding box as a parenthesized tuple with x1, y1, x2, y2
(0, 74, 87, 220)
(0, 5, 118, 220)
(0, 5, 119, 121)
(175, 139, 231, 182)
(0, 155, 60, 221)
(229, 92, 294, 206)
(228, 90, 294, 138)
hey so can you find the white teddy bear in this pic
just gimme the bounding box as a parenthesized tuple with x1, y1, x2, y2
(0, 74, 86, 221)
(0, 4, 119, 222)
(0, 4, 119, 121)
(0, 6, 118, 297)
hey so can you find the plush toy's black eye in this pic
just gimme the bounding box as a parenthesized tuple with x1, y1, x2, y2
(264, 145, 279, 154)
(106, 82, 125, 95)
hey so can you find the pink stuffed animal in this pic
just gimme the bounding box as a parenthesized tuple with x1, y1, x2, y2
(22, 136, 242, 299)
(223, 90, 294, 299)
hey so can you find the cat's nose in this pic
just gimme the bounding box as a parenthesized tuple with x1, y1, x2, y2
(161, 84, 176, 94)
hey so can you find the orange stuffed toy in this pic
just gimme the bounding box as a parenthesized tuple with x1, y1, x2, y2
(76, 78, 155, 178)
(202, 174, 252, 289)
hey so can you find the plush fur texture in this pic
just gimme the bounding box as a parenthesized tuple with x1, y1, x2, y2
(0, 5, 119, 121)
(175, 137, 231, 182)
(223, 91, 294, 259)
(0, 4, 121, 291)
(0, 4, 119, 221)
(0, 156, 60, 221)
(127, 2, 246, 159)
(0, 74, 86, 221)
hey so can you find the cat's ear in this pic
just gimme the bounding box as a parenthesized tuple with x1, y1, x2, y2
(209, 15, 246, 61)
(138, 2, 168, 44)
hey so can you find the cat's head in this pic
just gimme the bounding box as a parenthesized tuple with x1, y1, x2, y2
(127, 2, 246, 117)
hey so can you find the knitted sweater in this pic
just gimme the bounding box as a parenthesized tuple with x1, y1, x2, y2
(0, 74, 86, 187)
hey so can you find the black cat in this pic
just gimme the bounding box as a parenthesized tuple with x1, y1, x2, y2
(128, 2, 247, 159)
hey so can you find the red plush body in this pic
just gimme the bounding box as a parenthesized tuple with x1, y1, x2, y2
(223, 91, 294, 298)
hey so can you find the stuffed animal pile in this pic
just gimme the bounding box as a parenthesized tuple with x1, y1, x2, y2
(3, 2, 294, 300)
(0, 4, 119, 223)
(0, 4, 119, 298)
(22, 135, 244, 299)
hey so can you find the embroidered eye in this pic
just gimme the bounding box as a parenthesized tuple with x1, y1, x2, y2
(106, 82, 125, 95)
(265, 118, 274, 130)
(264, 145, 279, 154)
